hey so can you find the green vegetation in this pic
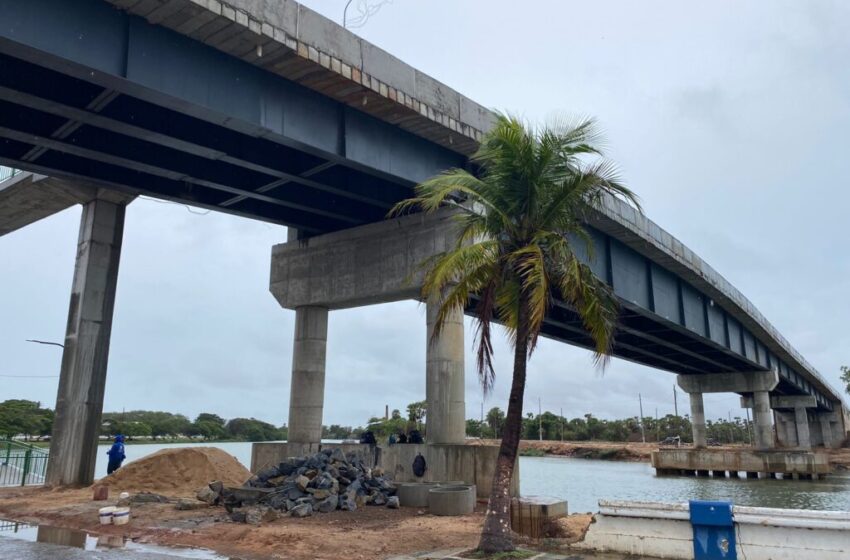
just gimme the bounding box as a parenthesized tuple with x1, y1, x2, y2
(840, 366, 850, 395)
(467, 406, 753, 445)
(363, 401, 427, 439)
(1, 398, 752, 448)
(518, 447, 546, 457)
(0, 402, 288, 443)
(394, 114, 639, 553)
(462, 549, 536, 560)
(0, 400, 53, 440)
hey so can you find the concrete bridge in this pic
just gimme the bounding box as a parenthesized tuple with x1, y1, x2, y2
(0, 0, 846, 486)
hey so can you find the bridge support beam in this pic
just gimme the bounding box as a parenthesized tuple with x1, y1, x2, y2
(811, 411, 843, 449)
(794, 406, 812, 449)
(678, 370, 779, 450)
(742, 394, 816, 449)
(751, 391, 773, 450)
(46, 194, 129, 486)
(287, 305, 328, 455)
(426, 296, 465, 444)
(688, 392, 707, 448)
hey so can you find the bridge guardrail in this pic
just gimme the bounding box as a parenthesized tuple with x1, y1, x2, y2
(0, 166, 20, 183)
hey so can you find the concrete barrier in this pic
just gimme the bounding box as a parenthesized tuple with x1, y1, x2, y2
(573, 500, 850, 560)
(397, 482, 441, 507)
(380, 443, 518, 499)
(428, 485, 476, 516)
(652, 448, 831, 479)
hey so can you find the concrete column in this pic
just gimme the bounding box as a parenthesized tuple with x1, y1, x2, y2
(819, 415, 834, 448)
(46, 197, 126, 486)
(426, 297, 465, 444)
(773, 411, 791, 447)
(794, 407, 811, 449)
(287, 306, 328, 449)
(752, 390, 774, 449)
(689, 392, 707, 448)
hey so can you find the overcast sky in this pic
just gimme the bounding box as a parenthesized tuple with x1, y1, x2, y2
(2, 0, 849, 429)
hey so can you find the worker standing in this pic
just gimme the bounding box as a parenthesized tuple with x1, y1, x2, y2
(106, 434, 126, 475)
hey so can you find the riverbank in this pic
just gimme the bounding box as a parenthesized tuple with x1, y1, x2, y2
(473, 439, 850, 469)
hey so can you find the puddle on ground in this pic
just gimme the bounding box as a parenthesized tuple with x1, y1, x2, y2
(0, 519, 232, 558)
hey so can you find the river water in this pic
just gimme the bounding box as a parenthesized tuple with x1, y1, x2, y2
(95, 441, 850, 513)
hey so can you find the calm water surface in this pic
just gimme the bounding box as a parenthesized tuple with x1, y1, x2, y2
(95, 442, 850, 513)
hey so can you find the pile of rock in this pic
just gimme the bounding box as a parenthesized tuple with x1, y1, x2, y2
(197, 448, 399, 522)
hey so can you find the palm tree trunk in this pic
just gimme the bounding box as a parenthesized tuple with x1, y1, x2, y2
(477, 296, 530, 553)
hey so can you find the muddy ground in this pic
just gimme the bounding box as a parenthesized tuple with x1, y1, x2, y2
(0, 485, 589, 560)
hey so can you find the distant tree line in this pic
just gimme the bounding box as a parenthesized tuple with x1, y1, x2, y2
(1, 399, 757, 445)
(363, 400, 427, 439)
(99, 410, 288, 442)
(465, 407, 755, 445)
(0, 400, 53, 440)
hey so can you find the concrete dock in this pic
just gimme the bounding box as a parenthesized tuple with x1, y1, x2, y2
(652, 448, 832, 479)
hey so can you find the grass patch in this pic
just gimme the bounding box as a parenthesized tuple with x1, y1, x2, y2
(518, 448, 546, 457)
(461, 549, 537, 559)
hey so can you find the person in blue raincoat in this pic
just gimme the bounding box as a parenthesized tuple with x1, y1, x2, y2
(106, 434, 126, 475)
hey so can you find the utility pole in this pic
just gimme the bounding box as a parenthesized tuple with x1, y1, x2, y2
(655, 407, 659, 442)
(480, 402, 484, 439)
(728, 410, 733, 444)
(560, 407, 564, 442)
(745, 407, 753, 445)
(673, 385, 679, 417)
(538, 397, 543, 441)
(638, 393, 646, 443)
(385, 405, 388, 420)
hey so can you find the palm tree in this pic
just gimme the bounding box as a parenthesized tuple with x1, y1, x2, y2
(391, 114, 640, 553)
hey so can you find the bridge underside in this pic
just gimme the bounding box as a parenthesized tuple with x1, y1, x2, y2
(2, 0, 846, 486)
(270, 211, 835, 411)
(0, 0, 463, 236)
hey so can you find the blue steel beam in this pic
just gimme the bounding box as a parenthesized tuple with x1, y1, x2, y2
(0, 0, 464, 189)
(569, 225, 831, 409)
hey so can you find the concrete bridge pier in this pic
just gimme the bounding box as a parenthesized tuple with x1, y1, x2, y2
(46, 193, 131, 486)
(794, 406, 812, 449)
(743, 395, 817, 449)
(678, 370, 779, 450)
(752, 390, 774, 449)
(287, 305, 328, 455)
(425, 296, 465, 444)
(275, 217, 468, 449)
(811, 411, 844, 448)
(688, 392, 707, 448)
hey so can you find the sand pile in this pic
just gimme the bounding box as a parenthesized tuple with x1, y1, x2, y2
(96, 447, 251, 497)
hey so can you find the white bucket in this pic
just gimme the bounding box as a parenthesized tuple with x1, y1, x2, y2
(98, 506, 116, 525)
(112, 507, 130, 525)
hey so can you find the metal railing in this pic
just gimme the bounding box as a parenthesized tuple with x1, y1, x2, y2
(0, 519, 36, 533)
(1, 439, 49, 486)
(0, 166, 20, 183)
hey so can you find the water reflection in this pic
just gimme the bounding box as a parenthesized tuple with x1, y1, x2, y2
(520, 456, 850, 513)
(0, 519, 230, 559)
(36, 525, 87, 548)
